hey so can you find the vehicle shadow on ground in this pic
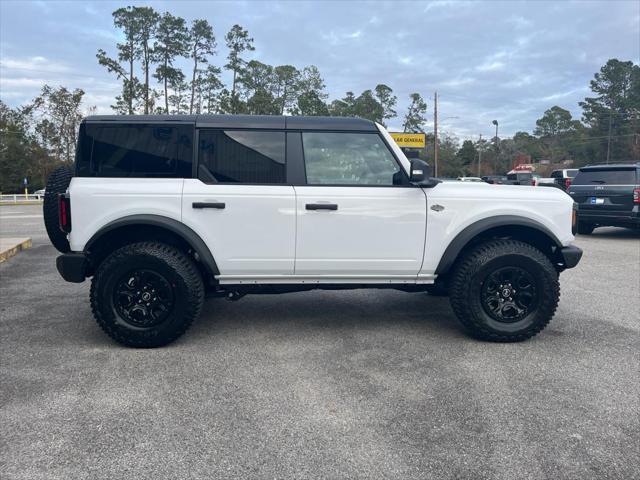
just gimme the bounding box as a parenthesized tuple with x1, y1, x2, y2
(582, 227, 640, 239)
(193, 290, 465, 341)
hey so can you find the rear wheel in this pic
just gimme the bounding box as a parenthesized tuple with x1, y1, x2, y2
(449, 239, 559, 342)
(43, 165, 74, 253)
(90, 242, 204, 348)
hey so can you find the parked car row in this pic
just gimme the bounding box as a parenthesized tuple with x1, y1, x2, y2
(440, 163, 639, 235)
(447, 163, 640, 235)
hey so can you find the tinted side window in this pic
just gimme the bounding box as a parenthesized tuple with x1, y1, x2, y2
(77, 123, 193, 177)
(573, 169, 637, 185)
(302, 132, 401, 186)
(198, 130, 286, 184)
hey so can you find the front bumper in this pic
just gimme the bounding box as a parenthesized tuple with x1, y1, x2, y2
(56, 253, 87, 283)
(559, 245, 582, 269)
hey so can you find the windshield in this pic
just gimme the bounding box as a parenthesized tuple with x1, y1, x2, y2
(573, 168, 637, 185)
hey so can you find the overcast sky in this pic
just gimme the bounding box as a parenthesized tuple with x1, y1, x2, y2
(1, 0, 638, 138)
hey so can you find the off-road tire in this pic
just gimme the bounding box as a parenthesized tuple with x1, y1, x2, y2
(576, 221, 595, 235)
(449, 239, 560, 342)
(43, 165, 74, 253)
(90, 242, 204, 348)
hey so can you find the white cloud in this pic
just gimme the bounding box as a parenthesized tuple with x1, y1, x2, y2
(504, 76, 534, 88)
(508, 15, 533, 29)
(424, 0, 474, 13)
(0, 56, 70, 73)
(440, 77, 476, 88)
(321, 29, 363, 45)
(540, 87, 588, 102)
(476, 61, 505, 72)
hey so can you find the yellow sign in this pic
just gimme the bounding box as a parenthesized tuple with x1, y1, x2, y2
(389, 132, 426, 148)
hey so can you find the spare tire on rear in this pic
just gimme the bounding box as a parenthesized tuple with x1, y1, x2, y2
(43, 165, 74, 253)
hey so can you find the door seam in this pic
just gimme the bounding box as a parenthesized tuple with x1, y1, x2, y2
(293, 185, 298, 275)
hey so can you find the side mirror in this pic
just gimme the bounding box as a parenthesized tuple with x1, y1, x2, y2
(410, 159, 430, 183)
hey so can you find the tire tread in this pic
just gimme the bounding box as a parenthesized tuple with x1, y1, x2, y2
(90, 242, 204, 348)
(449, 239, 560, 342)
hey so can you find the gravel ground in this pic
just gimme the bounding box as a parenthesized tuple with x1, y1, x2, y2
(1, 205, 639, 479)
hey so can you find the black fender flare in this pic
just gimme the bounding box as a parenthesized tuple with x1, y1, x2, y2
(434, 215, 563, 275)
(84, 214, 219, 276)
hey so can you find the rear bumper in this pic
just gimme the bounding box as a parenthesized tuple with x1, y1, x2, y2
(576, 206, 639, 227)
(56, 253, 87, 283)
(559, 245, 583, 269)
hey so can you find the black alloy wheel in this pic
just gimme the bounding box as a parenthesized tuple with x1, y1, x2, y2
(480, 266, 539, 323)
(113, 269, 175, 329)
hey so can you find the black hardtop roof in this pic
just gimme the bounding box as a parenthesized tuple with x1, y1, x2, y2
(82, 114, 378, 131)
(579, 162, 640, 171)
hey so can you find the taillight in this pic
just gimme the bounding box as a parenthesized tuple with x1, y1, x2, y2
(634, 188, 640, 204)
(565, 178, 572, 190)
(531, 179, 536, 186)
(58, 194, 71, 233)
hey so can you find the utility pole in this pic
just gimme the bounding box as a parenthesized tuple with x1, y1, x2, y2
(477, 134, 482, 177)
(434, 91, 439, 177)
(492, 120, 499, 174)
(606, 112, 612, 164)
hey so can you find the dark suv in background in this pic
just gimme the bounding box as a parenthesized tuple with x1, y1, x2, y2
(569, 163, 640, 234)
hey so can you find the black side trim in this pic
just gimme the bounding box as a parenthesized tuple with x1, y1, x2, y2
(560, 245, 583, 269)
(84, 215, 220, 276)
(435, 215, 564, 275)
(56, 253, 87, 283)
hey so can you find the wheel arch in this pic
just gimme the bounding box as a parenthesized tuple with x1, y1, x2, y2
(435, 215, 564, 276)
(84, 214, 219, 279)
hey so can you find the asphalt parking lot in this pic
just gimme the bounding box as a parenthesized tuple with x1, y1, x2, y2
(1, 204, 639, 480)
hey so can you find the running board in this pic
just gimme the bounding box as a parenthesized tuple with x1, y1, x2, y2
(215, 274, 437, 285)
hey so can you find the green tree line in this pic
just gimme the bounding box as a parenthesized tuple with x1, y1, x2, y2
(93, 6, 428, 130)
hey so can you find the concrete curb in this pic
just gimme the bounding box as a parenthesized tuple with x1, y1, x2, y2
(0, 238, 33, 263)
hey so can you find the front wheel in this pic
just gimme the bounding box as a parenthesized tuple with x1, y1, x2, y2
(90, 242, 204, 347)
(449, 239, 560, 342)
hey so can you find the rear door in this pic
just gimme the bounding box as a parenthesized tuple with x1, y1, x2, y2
(293, 130, 427, 277)
(570, 167, 638, 215)
(181, 129, 296, 276)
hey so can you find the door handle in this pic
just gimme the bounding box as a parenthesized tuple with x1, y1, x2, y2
(192, 202, 225, 209)
(306, 203, 338, 211)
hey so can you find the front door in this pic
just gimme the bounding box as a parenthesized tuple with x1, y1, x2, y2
(294, 131, 427, 277)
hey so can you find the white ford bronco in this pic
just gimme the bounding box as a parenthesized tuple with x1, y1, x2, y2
(45, 115, 582, 347)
